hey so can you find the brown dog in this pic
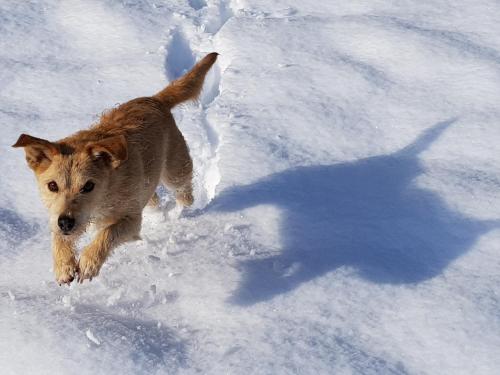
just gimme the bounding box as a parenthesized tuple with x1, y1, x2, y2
(13, 53, 218, 284)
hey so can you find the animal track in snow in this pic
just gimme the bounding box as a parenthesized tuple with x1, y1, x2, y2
(188, 0, 207, 11)
(162, 1, 235, 208)
(199, 0, 234, 35)
(199, 65, 222, 204)
(165, 30, 195, 80)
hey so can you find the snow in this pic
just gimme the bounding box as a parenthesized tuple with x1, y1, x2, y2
(86, 328, 101, 346)
(1, 0, 500, 374)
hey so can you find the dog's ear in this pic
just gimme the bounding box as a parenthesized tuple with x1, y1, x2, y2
(12, 133, 60, 172)
(86, 135, 128, 169)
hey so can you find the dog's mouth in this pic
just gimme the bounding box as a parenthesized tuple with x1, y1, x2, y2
(58, 224, 87, 238)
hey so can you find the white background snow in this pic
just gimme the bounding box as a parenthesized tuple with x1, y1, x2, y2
(1, 0, 500, 374)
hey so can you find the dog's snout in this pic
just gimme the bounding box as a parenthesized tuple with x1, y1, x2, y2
(58, 215, 75, 233)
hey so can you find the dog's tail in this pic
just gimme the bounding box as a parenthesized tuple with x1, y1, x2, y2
(154, 52, 218, 109)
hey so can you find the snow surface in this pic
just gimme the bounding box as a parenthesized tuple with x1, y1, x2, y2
(1, 0, 500, 374)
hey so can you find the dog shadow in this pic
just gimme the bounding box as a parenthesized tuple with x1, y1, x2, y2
(210, 119, 499, 305)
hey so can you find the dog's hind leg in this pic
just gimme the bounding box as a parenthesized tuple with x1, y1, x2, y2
(162, 160, 194, 207)
(162, 127, 194, 207)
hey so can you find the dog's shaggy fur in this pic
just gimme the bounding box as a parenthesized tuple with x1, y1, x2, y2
(13, 53, 218, 284)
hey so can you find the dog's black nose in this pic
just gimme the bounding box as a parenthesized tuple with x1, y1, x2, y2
(58, 215, 75, 233)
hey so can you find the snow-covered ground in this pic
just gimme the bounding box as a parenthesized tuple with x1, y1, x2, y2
(1, 0, 500, 374)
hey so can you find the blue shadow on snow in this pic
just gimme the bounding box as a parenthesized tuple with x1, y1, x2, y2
(209, 119, 500, 305)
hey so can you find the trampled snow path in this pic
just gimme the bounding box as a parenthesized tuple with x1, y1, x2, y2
(2, 1, 500, 374)
(154, 0, 238, 209)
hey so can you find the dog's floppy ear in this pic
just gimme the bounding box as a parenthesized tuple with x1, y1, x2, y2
(12, 133, 60, 172)
(86, 135, 127, 169)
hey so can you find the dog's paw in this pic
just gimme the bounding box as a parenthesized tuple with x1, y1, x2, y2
(54, 259, 78, 285)
(77, 251, 102, 283)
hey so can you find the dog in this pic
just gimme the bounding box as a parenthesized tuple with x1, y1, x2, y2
(12, 52, 218, 285)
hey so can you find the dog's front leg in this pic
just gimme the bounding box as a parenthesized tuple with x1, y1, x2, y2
(53, 233, 78, 285)
(77, 215, 141, 282)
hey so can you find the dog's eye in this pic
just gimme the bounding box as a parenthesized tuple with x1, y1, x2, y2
(81, 180, 95, 194)
(47, 181, 58, 192)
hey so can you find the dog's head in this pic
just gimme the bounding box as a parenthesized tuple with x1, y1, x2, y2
(12, 133, 127, 237)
